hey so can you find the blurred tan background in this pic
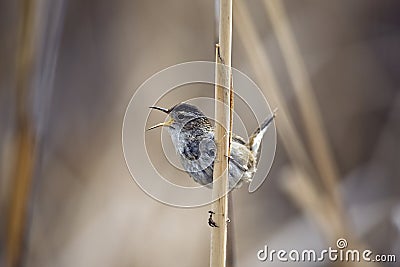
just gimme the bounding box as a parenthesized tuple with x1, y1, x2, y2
(1, 0, 400, 266)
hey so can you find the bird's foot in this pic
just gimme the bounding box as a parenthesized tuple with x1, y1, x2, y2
(208, 210, 218, 228)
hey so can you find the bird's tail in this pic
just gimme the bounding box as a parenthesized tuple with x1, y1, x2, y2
(248, 108, 277, 159)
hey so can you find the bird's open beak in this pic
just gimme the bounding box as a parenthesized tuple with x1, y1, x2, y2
(147, 106, 174, 131)
(149, 106, 170, 114)
(147, 117, 174, 131)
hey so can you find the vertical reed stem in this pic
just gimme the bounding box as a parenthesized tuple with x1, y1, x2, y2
(210, 0, 233, 266)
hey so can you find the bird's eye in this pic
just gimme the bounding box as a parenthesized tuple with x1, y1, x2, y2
(177, 114, 184, 120)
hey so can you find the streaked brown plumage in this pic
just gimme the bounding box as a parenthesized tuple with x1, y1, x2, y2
(147, 103, 276, 189)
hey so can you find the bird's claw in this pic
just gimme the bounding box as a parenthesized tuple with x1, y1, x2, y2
(208, 210, 218, 228)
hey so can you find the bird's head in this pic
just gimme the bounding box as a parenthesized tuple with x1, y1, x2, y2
(147, 103, 210, 133)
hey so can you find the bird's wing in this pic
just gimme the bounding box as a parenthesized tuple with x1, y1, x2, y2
(232, 133, 247, 145)
(230, 141, 255, 172)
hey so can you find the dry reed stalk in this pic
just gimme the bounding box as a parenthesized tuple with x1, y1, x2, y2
(263, 0, 341, 208)
(6, 1, 65, 266)
(6, 0, 38, 266)
(234, 0, 349, 243)
(234, 0, 316, 183)
(234, 3, 381, 265)
(260, 0, 348, 238)
(210, 0, 233, 266)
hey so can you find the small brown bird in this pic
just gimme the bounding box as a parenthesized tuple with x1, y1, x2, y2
(148, 103, 276, 189)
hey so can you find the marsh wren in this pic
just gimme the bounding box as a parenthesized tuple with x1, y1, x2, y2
(147, 103, 276, 189)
